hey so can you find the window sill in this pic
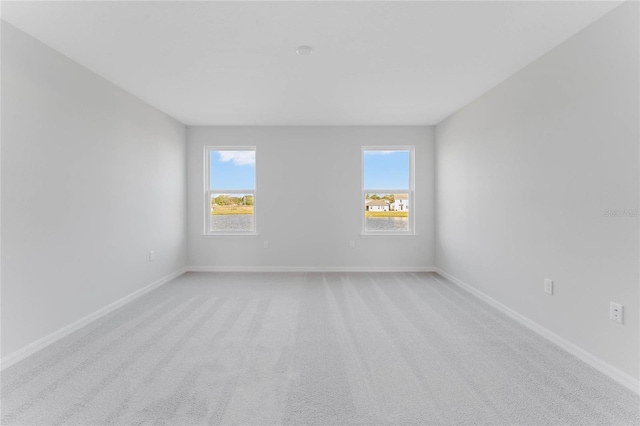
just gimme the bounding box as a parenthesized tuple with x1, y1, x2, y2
(360, 233, 417, 238)
(201, 233, 259, 237)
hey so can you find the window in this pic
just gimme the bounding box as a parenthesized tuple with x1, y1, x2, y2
(205, 147, 256, 234)
(362, 147, 414, 234)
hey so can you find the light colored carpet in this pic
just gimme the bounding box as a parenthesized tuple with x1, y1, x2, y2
(1, 272, 638, 425)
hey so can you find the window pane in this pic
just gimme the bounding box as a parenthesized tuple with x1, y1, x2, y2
(364, 193, 409, 232)
(364, 150, 409, 189)
(210, 150, 255, 190)
(210, 193, 255, 232)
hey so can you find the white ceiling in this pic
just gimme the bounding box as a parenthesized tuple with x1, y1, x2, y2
(1, 1, 623, 126)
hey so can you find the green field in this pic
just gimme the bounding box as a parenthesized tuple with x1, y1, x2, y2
(365, 211, 408, 218)
(211, 205, 405, 217)
(211, 205, 254, 215)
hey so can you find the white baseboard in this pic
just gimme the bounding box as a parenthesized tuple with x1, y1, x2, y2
(0, 267, 188, 371)
(433, 268, 640, 395)
(187, 266, 436, 273)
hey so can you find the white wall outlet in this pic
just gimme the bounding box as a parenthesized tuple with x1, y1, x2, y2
(544, 278, 553, 295)
(148, 251, 155, 262)
(263, 240, 269, 249)
(610, 302, 623, 324)
(349, 240, 355, 248)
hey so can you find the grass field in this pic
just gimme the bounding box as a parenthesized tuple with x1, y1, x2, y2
(211, 206, 405, 217)
(211, 205, 254, 215)
(365, 211, 408, 218)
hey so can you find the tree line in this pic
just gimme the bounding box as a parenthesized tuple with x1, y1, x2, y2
(212, 194, 254, 206)
(365, 194, 395, 203)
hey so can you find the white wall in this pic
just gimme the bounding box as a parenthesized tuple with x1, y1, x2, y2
(1, 23, 187, 358)
(188, 126, 434, 269)
(436, 2, 639, 380)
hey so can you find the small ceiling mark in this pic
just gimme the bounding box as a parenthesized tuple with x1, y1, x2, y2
(296, 46, 313, 56)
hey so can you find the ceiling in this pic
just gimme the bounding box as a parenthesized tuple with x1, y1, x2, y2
(1, 1, 623, 126)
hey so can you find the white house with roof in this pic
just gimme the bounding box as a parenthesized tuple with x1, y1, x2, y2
(365, 198, 390, 212)
(392, 194, 408, 211)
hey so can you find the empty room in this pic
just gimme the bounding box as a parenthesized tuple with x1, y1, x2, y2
(1, 1, 638, 425)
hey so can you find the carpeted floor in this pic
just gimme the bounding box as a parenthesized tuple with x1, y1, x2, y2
(1, 272, 638, 425)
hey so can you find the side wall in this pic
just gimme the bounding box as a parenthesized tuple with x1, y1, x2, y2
(187, 126, 435, 269)
(435, 2, 639, 380)
(1, 23, 188, 358)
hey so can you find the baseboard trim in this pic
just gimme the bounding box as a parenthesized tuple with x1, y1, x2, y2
(187, 266, 436, 273)
(0, 267, 188, 371)
(433, 268, 640, 395)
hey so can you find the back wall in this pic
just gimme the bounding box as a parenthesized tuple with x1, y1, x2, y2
(187, 126, 434, 270)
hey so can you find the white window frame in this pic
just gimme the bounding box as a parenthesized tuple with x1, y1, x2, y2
(361, 146, 415, 236)
(204, 146, 257, 236)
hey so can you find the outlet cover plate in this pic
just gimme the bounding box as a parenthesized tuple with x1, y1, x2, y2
(610, 302, 623, 324)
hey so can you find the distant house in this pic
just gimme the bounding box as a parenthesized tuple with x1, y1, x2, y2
(392, 194, 408, 211)
(366, 199, 390, 212)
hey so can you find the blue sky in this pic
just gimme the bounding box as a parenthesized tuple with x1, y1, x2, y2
(364, 150, 410, 189)
(210, 150, 255, 190)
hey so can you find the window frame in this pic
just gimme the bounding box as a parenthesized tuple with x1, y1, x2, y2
(204, 146, 257, 236)
(361, 146, 415, 236)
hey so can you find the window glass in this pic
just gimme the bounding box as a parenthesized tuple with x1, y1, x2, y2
(363, 148, 413, 234)
(206, 148, 256, 234)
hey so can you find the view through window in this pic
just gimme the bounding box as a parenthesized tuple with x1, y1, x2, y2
(206, 148, 256, 233)
(363, 148, 413, 233)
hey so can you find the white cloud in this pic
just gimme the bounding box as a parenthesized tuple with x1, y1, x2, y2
(218, 151, 255, 166)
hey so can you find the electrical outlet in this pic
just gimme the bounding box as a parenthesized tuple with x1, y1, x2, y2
(544, 278, 553, 295)
(149, 251, 155, 262)
(610, 302, 623, 324)
(263, 240, 269, 249)
(349, 240, 355, 248)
